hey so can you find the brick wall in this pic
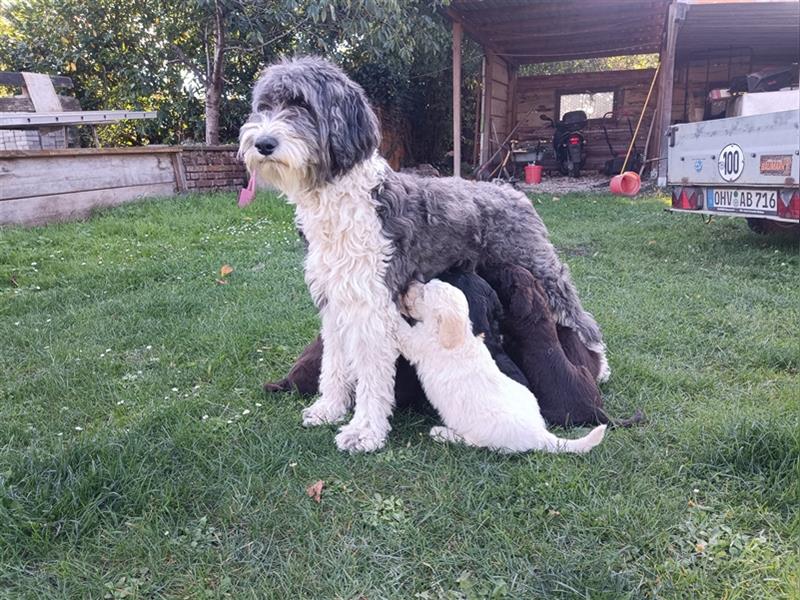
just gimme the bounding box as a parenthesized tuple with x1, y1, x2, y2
(180, 145, 247, 192)
(0, 129, 66, 150)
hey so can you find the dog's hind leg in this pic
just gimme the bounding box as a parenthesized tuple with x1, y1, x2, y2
(302, 315, 353, 426)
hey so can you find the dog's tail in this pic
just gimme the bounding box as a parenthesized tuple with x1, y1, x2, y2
(539, 424, 607, 454)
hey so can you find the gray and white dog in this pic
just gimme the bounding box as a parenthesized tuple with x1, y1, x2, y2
(239, 56, 609, 453)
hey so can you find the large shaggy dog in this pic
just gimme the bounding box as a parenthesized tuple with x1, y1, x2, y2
(239, 56, 608, 452)
(397, 280, 607, 454)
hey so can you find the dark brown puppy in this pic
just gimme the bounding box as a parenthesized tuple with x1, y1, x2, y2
(482, 264, 609, 427)
(556, 324, 602, 381)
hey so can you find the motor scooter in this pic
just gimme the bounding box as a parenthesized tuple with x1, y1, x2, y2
(539, 110, 588, 177)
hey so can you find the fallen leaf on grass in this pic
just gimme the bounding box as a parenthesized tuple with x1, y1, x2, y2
(220, 264, 234, 277)
(215, 279, 228, 285)
(306, 480, 324, 503)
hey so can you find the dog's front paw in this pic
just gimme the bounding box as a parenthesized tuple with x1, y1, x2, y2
(335, 423, 386, 453)
(301, 397, 347, 427)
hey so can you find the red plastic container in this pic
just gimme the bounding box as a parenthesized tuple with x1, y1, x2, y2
(610, 171, 641, 196)
(524, 164, 543, 184)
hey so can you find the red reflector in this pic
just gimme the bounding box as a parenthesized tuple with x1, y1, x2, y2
(671, 187, 703, 210)
(777, 188, 800, 220)
(569, 135, 581, 145)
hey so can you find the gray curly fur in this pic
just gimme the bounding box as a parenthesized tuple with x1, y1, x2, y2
(373, 174, 603, 348)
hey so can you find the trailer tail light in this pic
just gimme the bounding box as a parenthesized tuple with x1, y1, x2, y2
(569, 135, 581, 145)
(777, 188, 800, 220)
(671, 187, 704, 210)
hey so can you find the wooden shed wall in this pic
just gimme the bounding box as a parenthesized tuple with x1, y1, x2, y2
(513, 68, 658, 172)
(481, 53, 512, 162)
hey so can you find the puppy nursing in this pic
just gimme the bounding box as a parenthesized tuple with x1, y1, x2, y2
(398, 280, 606, 454)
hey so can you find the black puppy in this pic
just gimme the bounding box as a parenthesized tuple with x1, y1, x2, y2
(263, 270, 528, 408)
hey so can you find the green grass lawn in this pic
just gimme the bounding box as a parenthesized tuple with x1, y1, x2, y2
(1, 190, 798, 599)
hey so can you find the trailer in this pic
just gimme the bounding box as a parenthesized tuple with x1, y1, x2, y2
(667, 106, 800, 233)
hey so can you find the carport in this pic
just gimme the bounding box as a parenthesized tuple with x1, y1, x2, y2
(444, 0, 800, 181)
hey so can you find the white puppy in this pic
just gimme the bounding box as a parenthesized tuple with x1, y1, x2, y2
(397, 280, 606, 454)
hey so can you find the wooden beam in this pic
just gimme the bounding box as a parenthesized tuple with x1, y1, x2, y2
(442, 7, 501, 54)
(655, 1, 687, 185)
(0, 146, 182, 158)
(506, 65, 518, 140)
(480, 55, 493, 164)
(452, 20, 463, 178)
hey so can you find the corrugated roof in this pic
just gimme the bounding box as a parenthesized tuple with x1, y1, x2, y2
(677, 1, 800, 60)
(445, 0, 672, 63)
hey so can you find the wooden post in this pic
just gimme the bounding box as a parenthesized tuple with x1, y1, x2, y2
(481, 53, 495, 166)
(452, 20, 463, 177)
(654, 1, 687, 185)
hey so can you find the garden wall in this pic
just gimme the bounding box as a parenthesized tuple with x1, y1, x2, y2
(180, 145, 247, 192)
(0, 144, 247, 227)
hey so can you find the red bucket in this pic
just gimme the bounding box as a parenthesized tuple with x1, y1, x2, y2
(610, 171, 641, 196)
(524, 164, 543, 184)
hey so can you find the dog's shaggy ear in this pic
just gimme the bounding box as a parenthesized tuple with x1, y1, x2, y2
(300, 59, 379, 181)
(324, 81, 381, 179)
(436, 308, 467, 349)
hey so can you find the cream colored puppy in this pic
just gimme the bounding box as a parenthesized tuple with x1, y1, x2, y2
(397, 280, 606, 454)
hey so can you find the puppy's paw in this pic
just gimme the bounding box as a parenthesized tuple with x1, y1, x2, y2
(429, 426, 460, 444)
(301, 398, 347, 427)
(335, 423, 386, 453)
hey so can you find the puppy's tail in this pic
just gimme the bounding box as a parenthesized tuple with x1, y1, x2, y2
(539, 424, 607, 454)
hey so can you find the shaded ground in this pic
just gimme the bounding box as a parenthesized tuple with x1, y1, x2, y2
(1, 191, 798, 598)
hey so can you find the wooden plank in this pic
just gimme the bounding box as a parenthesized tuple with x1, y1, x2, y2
(489, 56, 509, 85)
(655, 1, 686, 184)
(0, 72, 73, 89)
(20, 72, 64, 112)
(490, 82, 508, 102)
(481, 53, 494, 164)
(171, 153, 189, 193)
(0, 110, 157, 129)
(0, 153, 176, 200)
(507, 66, 518, 133)
(0, 96, 81, 113)
(0, 182, 175, 227)
(453, 20, 463, 177)
(0, 146, 181, 158)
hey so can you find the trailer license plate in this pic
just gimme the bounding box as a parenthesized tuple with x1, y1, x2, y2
(706, 189, 777, 216)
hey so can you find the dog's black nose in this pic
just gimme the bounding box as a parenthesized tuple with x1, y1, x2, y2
(255, 136, 278, 156)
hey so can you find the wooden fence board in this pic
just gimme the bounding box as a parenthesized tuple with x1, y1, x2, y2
(0, 182, 176, 226)
(0, 153, 176, 201)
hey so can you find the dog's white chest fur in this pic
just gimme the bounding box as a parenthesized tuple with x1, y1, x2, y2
(292, 156, 393, 310)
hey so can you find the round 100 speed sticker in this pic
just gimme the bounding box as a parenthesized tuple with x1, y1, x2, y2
(718, 143, 745, 182)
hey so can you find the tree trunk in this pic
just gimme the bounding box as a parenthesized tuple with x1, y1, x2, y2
(205, 0, 225, 145)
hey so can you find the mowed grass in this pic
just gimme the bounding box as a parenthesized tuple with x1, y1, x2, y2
(1, 189, 798, 599)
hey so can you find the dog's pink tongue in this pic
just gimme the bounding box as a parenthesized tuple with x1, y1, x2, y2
(238, 175, 256, 208)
